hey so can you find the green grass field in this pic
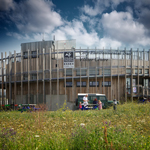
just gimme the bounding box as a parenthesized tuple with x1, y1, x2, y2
(0, 102, 150, 150)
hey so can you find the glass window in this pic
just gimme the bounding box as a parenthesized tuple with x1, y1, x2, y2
(102, 69, 111, 75)
(23, 74, 28, 80)
(31, 51, 37, 58)
(24, 52, 28, 59)
(102, 81, 111, 87)
(65, 82, 72, 87)
(126, 78, 130, 88)
(132, 79, 136, 86)
(89, 68, 99, 75)
(135, 69, 142, 74)
(145, 69, 149, 74)
(144, 79, 149, 87)
(89, 81, 99, 87)
(76, 81, 86, 87)
(76, 69, 86, 76)
(65, 69, 72, 76)
(126, 69, 131, 74)
(31, 74, 37, 80)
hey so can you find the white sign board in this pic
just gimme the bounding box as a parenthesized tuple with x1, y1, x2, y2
(63, 51, 74, 68)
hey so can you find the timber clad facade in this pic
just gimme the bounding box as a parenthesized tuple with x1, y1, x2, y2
(0, 39, 150, 109)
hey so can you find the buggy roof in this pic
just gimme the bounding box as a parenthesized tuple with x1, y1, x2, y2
(78, 93, 105, 96)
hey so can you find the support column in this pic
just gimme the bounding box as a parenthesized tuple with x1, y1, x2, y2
(14, 51, 16, 106)
(125, 48, 127, 102)
(43, 48, 45, 104)
(5, 52, 7, 105)
(36, 48, 39, 104)
(131, 48, 133, 102)
(110, 48, 112, 100)
(95, 47, 97, 93)
(21, 50, 23, 104)
(57, 44, 59, 103)
(118, 49, 120, 101)
(103, 48, 105, 94)
(87, 48, 89, 93)
(28, 50, 30, 104)
(138, 49, 139, 99)
(1, 53, 4, 105)
(49, 48, 52, 110)
(80, 47, 81, 93)
(9, 52, 11, 104)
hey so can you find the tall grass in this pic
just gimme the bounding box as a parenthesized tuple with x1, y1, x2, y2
(0, 102, 150, 149)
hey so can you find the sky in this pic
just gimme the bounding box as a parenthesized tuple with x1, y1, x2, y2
(0, 0, 150, 53)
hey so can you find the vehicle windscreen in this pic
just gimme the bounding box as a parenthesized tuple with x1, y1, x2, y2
(99, 96, 107, 101)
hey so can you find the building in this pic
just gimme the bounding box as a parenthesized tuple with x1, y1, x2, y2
(0, 39, 150, 110)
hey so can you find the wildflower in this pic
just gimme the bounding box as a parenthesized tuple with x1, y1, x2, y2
(80, 123, 85, 126)
(35, 135, 40, 137)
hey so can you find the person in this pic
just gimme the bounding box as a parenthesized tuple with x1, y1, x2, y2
(83, 94, 89, 108)
(79, 102, 82, 110)
(93, 98, 98, 109)
(113, 99, 117, 110)
(98, 100, 102, 110)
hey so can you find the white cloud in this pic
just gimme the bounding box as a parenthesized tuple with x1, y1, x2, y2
(101, 11, 150, 47)
(81, 0, 130, 16)
(6, 32, 30, 40)
(9, 0, 63, 33)
(52, 20, 99, 48)
(0, 0, 14, 11)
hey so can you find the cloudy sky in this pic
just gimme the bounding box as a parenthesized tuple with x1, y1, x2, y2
(0, 0, 150, 53)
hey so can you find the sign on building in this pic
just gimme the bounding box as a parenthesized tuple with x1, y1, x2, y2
(64, 51, 74, 68)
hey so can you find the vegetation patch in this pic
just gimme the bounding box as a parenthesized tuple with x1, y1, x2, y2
(0, 102, 150, 149)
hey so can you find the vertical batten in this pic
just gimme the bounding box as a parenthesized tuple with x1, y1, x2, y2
(125, 48, 127, 102)
(49, 48, 52, 110)
(57, 43, 59, 103)
(137, 48, 139, 99)
(118, 48, 120, 101)
(5, 52, 7, 105)
(80, 47, 81, 93)
(43, 48, 45, 104)
(28, 49, 30, 104)
(1, 53, 4, 105)
(87, 47, 89, 93)
(9, 52, 11, 104)
(95, 47, 97, 93)
(103, 48, 104, 94)
(131, 48, 133, 102)
(14, 51, 16, 106)
(110, 48, 112, 100)
(149, 50, 150, 78)
(36, 48, 39, 104)
(21, 50, 23, 104)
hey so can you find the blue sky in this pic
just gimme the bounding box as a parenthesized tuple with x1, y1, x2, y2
(0, 0, 150, 53)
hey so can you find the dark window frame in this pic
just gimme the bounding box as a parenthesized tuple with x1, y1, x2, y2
(76, 81, 86, 87)
(65, 82, 72, 87)
(89, 81, 99, 87)
(102, 81, 111, 87)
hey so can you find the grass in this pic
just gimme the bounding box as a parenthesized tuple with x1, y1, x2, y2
(0, 102, 150, 149)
